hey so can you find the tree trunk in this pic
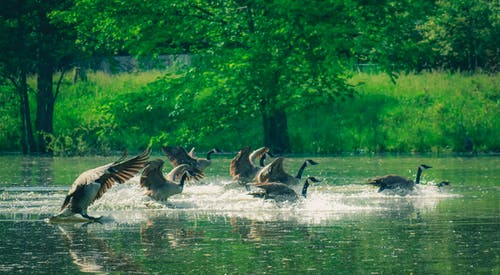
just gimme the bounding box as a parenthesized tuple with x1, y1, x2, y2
(13, 2, 36, 154)
(19, 81, 28, 154)
(18, 70, 37, 153)
(261, 105, 291, 154)
(35, 6, 56, 154)
(35, 60, 55, 153)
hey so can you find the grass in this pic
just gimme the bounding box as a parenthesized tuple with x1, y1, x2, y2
(289, 71, 499, 153)
(2, 70, 498, 154)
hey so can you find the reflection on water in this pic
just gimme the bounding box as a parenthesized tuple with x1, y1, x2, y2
(0, 155, 55, 186)
(58, 223, 143, 273)
(0, 154, 498, 274)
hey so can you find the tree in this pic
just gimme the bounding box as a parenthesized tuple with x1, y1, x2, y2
(0, 0, 81, 153)
(66, 0, 357, 153)
(0, 0, 38, 153)
(350, 0, 440, 72)
(418, 0, 499, 71)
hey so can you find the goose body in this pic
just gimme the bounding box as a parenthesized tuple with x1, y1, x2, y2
(162, 146, 220, 170)
(229, 146, 270, 184)
(251, 176, 320, 202)
(256, 157, 318, 185)
(51, 148, 151, 221)
(140, 159, 203, 201)
(368, 164, 432, 192)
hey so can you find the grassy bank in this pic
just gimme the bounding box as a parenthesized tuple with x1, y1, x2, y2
(289, 72, 499, 153)
(2, 70, 498, 155)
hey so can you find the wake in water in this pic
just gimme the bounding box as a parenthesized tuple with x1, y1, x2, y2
(0, 176, 457, 225)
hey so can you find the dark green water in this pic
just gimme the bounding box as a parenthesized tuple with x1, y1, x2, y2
(0, 154, 498, 274)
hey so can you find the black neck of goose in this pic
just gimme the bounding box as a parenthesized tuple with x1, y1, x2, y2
(301, 180, 310, 198)
(206, 150, 215, 160)
(179, 173, 188, 191)
(259, 154, 267, 167)
(296, 161, 308, 179)
(206, 149, 219, 160)
(415, 166, 423, 184)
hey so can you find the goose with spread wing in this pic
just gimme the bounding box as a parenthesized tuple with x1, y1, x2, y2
(256, 157, 318, 185)
(140, 159, 204, 201)
(229, 146, 270, 185)
(162, 146, 220, 170)
(51, 148, 151, 221)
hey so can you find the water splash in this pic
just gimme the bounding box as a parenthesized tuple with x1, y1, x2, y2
(0, 176, 458, 225)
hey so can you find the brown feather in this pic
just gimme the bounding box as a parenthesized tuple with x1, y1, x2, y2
(257, 157, 296, 184)
(230, 146, 252, 179)
(162, 146, 197, 167)
(92, 147, 151, 204)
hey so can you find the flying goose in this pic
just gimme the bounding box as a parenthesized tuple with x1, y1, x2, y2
(51, 148, 151, 221)
(140, 159, 204, 201)
(256, 157, 318, 185)
(250, 176, 321, 202)
(367, 164, 433, 192)
(229, 146, 270, 185)
(162, 146, 220, 170)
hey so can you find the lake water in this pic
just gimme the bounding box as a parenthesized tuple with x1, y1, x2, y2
(0, 153, 498, 274)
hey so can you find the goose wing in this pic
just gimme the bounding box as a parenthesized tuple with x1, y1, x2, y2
(60, 148, 150, 210)
(61, 162, 122, 210)
(162, 146, 197, 167)
(140, 159, 166, 189)
(256, 157, 286, 183)
(248, 147, 269, 166)
(165, 164, 204, 182)
(92, 147, 151, 203)
(188, 147, 196, 158)
(230, 146, 253, 179)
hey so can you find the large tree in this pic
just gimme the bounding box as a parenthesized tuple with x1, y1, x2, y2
(0, 0, 81, 153)
(418, 0, 499, 71)
(0, 0, 38, 153)
(67, 0, 358, 153)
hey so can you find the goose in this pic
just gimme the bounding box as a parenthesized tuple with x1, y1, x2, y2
(367, 164, 433, 192)
(51, 148, 151, 221)
(250, 176, 321, 202)
(140, 159, 204, 201)
(256, 157, 318, 185)
(162, 146, 220, 170)
(229, 146, 270, 185)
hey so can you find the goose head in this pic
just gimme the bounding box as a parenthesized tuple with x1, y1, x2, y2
(416, 164, 432, 184)
(301, 176, 321, 198)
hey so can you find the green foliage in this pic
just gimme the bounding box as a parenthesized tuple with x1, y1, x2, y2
(292, 71, 499, 153)
(30, 71, 500, 155)
(1, 1, 498, 154)
(0, 81, 19, 151)
(418, 0, 499, 71)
